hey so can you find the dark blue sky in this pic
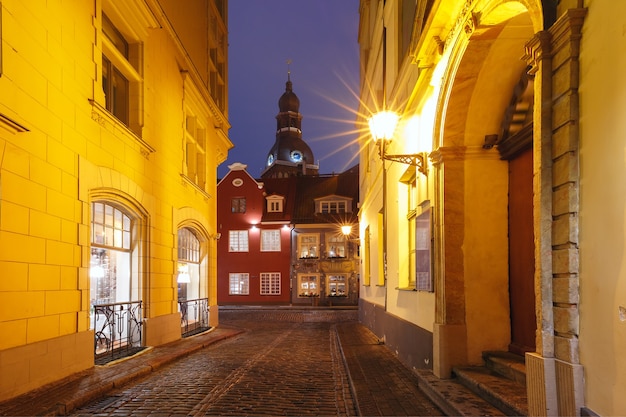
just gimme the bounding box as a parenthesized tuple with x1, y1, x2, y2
(220, 0, 361, 178)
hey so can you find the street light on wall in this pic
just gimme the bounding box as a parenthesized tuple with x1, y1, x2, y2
(368, 111, 429, 176)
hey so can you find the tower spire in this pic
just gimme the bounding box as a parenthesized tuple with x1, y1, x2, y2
(286, 59, 292, 82)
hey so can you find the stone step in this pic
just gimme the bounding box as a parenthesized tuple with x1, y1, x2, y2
(414, 369, 506, 417)
(483, 350, 527, 385)
(452, 366, 528, 416)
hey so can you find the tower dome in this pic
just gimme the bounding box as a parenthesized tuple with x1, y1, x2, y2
(262, 73, 319, 178)
(278, 79, 300, 113)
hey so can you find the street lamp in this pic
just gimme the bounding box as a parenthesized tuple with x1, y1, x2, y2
(368, 111, 429, 175)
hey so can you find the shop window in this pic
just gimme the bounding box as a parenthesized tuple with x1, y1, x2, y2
(260, 272, 281, 295)
(229, 230, 249, 252)
(177, 228, 201, 301)
(326, 234, 347, 258)
(231, 197, 246, 213)
(297, 274, 319, 297)
(229, 273, 249, 295)
(261, 230, 280, 252)
(298, 233, 319, 259)
(327, 275, 347, 297)
(90, 202, 133, 305)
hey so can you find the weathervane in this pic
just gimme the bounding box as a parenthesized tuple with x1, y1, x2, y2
(286, 59, 292, 81)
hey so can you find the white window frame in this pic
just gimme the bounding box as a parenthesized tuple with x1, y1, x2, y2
(229, 273, 249, 295)
(327, 274, 348, 297)
(297, 233, 320, 259)
(266, 195, 284, 213)
(326, 234, 347, 258)
(261, 230, 281, 252)
(297, 274, 320, 298)
(260, 272, 281, 295)
(229, 230, 249, 252)
(182, 74, 212, 193)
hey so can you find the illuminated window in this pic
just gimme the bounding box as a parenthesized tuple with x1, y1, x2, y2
(228, 230, 249, 252)
(231, 198, 246, 213)
(364, 226, 371, 286)
(177, 228, 201, 301)
(261, 230, 281, 252)
(298, 233, 319, 258)
(327, 275, 347, 297)
(229, 273, 249, 295)
(326, 234, 347, 258)
(260, 272, 281, 295)
(297, 274, 319, 297)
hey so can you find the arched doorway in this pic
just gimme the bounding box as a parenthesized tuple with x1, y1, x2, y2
(435, 1, 541, 368)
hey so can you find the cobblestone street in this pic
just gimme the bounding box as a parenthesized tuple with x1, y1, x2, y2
(72, 321, 354, 416)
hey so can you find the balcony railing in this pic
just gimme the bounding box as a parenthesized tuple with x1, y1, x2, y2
(93, 300, 143, 365)
(179, 298, 210, 337)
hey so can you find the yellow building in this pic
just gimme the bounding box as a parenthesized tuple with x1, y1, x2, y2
(0, 0, 231, 401)
(358, 0, 624, 415)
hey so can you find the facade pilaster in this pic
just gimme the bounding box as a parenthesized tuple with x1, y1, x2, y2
(430, 146, 468, 378)
(525, 7, 587, 416)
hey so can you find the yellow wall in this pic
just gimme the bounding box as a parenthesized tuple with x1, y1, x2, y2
(0, 0, 230, 401)
(578, 0, 626, 414)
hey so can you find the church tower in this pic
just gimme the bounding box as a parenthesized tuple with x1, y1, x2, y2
(261, 72, 319, 178)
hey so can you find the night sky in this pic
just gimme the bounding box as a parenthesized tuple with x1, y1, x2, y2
(220, 0, 362, 179)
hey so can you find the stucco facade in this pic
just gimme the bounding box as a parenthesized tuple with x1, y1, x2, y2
(0, 0, 231, 401)
(358, 0, 625, 415)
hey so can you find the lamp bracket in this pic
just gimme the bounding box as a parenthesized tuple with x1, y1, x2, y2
(381, 152, 428, 175)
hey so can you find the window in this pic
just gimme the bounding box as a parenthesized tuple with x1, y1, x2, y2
(267, 196, 284, 212)
(298, 233, 319, 258)
(261, 230, 281, 252)
(327, 275, 347, 297)
(364, 226, 371, 286)
(229, 273, 249, 295)
(297, 274, 319, 297)
(315, 197, 352, 214)
(90, 202, 133, 305)
(231, 198, 246, 213)
(320, 201, 346, 213)
(184, 112, 207, 190)
(229, 230, 249, 252)
(260, 272, 281, 295)
(415, 209, 433, 291)
(100, 13, 142, 132)
(326, 234, 347, 258)
(177, 228, 201, 301)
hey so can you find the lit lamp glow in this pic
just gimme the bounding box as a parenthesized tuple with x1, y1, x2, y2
(341, 225, 353, 236)
(368, 110, 399, 142)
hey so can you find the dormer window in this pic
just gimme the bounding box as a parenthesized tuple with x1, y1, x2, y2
(266, 195, 284, 213)
(315, 196, 352, 214)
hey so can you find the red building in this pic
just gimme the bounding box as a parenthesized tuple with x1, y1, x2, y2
(217, 164, 359, 306)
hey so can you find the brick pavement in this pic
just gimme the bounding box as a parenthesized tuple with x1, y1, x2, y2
(0, 312, 444, 416)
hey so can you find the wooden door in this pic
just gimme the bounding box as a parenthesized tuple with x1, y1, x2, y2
(508, 147, 536, 355)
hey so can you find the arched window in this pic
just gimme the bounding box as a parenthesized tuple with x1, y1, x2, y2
(90, 202, 133, 304)
(177, 227, 201, 301)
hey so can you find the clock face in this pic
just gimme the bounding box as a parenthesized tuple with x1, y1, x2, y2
(290, 150, 303, 162)
(267, 154, 274, 166)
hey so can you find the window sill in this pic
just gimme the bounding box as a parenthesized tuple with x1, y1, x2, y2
(396, 286, 417, 291)
(89, 99, 155, 156)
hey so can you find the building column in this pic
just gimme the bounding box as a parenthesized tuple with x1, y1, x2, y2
(431, 146, 468, 378)
(525, 8, 587, 417)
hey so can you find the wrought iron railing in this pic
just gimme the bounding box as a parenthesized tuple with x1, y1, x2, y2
(178, 298, 210, 337)
(93, 300, 143, 365)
